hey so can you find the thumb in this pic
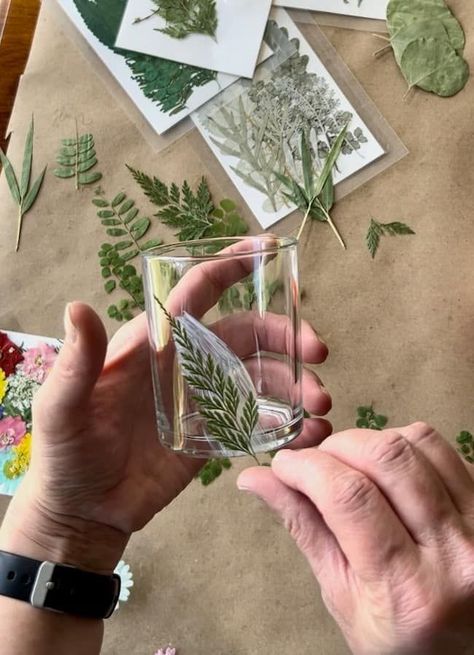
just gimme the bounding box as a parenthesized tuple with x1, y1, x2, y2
(237, 465, 345, 583)
(35, 302, 108, 423)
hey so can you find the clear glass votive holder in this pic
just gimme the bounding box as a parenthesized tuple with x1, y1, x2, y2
(143, 236, 302, 460)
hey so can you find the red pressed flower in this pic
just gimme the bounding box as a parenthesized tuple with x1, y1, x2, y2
(0, 332, 24, 377)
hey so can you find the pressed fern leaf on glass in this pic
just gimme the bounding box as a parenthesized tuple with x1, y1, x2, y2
(0, 116, 46, 251)
(154, 297, 260, 462)
(72, 0, 217, 116)
(53, 122, 102, 189)
(135, 0, 218, 40)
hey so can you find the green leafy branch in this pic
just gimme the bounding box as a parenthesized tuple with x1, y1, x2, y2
(356, 405, 388, 430)
(0, 116, 46, 251)
(276, 125, 348, 248)
(127, 166, 248, 242)
(366, 218, 415, 258)
(53, 122, 102, 189)
(155, 296, 260, 462)
(93, 191, 162, 261)
(134, 0, 218, 40)
(196, 458, 232, 485)
(93, 191, 162, 321)
(456, 431, 474, 464)
(99, 244, 145, 322)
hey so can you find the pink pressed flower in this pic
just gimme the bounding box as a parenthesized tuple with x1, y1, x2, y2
(20, 343, 58, 384)
(0, 416, 27, 449)
(154, 648, 176, 655)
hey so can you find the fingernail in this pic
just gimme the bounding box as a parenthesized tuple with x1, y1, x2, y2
(273, 449, 295, 464)
(64, 303, 77, 343)
(237, 481, 251, 492)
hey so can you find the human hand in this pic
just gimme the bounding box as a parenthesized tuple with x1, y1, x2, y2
(1, 250, 331, 573)
(238, 423, 474, 655)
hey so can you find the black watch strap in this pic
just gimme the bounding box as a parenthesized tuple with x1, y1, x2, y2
(0, 550, 121, 619)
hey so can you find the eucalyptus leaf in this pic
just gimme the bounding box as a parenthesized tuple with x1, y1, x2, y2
(386, 0, 468, 97)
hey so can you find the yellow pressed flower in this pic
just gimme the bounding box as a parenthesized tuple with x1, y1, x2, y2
(4, 433, 32, 479)
(0, 369, 6, 403)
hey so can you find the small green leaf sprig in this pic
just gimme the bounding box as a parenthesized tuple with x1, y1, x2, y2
(0, 116, 46, 251)
(127, 167, 248, 242)
(197, 458, 232, 486)
(155, 296, 260, 462)
(53, 122, 102, 189)
(134, 0, 218, 40)
(366, 218, 415, 258)
(94, 191, 162, 322)
(276, 125, 348, 248)
(356, 405, 388, 430)
(456, 431, 474, 464)
(93, 191, 162, 261)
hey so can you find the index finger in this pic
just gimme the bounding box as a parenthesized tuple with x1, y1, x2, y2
(271, 448, 420, 582)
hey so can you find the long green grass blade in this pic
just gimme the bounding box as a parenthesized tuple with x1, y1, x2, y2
(0, 148, 21, 204)
(21, 165, 46, 214)
(301, 131, 314, 197)
(20, 116, 34, 200)
(313, 124, 348, 199)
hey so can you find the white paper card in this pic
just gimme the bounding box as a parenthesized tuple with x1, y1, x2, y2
(59, 0, 270, 135)
(272, 0, 388, 21)
(115, 0, 273, 78)
(192, 8, 385, 229)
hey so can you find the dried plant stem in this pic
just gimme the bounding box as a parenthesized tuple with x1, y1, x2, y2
(74, 119, 80, 191)
(15, 207, 23, 253)
(296, 204, 313, 242)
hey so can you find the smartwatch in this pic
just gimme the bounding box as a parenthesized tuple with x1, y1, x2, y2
(0, 550, 121, 619)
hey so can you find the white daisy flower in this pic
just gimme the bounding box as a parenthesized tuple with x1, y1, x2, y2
(114, 560, 134, 610)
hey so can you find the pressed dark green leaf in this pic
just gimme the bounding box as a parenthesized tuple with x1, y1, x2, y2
(320, 173, 334, 212)
(130, 217, 151, 240)
(78, 171, 102, 185)
(114, 240, 134, 250)
(112, 192, 126, 207)
(313, 124, 348, 199)
(101, 243, 114, 252)
(107, 305, 119, 318)
(121, 249, 140, 261)
(21, 166, 47, 214)
(123, 208, 139, 224)
(53, 167, 75, 179)
(141, 239, 163, 250)
(220, 198, 236, 212)
(107, 228, 128, 237)
(77, 156, 98, 173)
(101, 218, 121, 226)
(118, 199, 135, 215)
(98, 210, 116, 219)
(102, 267, 112, 278)
(20, 116, 34, 199)
(55, 156, 76, 167)
(104, 280, 116, 293)
(92, 198, 109, 207)
(301, 130, 314, 197)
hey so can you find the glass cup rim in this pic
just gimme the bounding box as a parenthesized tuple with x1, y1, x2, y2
(141, 235, 297, 263)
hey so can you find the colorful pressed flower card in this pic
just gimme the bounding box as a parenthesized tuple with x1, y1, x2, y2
(58, 0, 271, 135)
(0, 330, 61, 496)
(115, 0, 273, 78)
(272, 0, 388, 21)
(192, 8, 385, 229)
